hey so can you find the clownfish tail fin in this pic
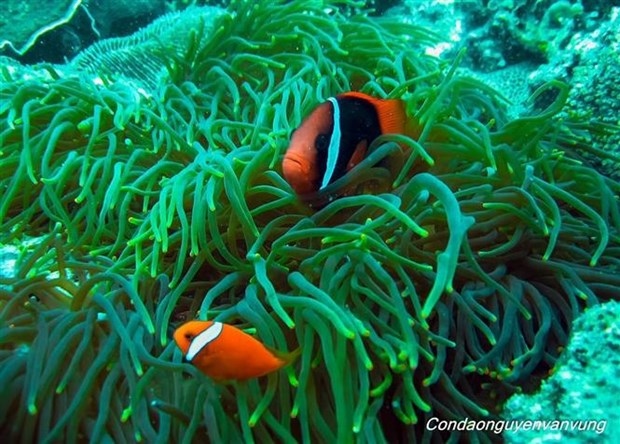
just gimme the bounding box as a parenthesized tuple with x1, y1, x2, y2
(266, 345, 302, 366)
(404, 115, 423, 141)
(290, 347, 302, 361)
(275, 346, 302, 365)
(373, 98, 408, 135)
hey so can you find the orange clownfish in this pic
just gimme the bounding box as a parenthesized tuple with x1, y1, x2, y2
(173, 320, 298, 381)
(282, 91, 415, 196)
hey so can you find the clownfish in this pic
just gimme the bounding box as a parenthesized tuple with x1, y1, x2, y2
(173, 320, 299, 381)
(282, 91, 416, 197)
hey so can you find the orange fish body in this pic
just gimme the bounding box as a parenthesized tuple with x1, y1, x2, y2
(282, 91, 417, 198)
(173, 320, 296, 381)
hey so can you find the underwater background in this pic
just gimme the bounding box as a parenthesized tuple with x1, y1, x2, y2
(1, 0, 619, 442)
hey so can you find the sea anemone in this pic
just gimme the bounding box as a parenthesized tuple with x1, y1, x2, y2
(1, 1, 618, 442)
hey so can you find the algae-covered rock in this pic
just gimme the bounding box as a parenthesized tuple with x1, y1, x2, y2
(0, 0, 82, 55)
(457, 0, 612, 72)
(0, 0, 168, 63)
(564, 10, 620, 179)
(87, 0, 166, 38)
(503, 301, 620, 443)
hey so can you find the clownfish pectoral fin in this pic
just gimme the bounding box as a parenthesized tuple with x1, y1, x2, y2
(347, 139, 368, 171)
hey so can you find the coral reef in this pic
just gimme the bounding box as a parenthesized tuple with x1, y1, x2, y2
(410, 1, 620, 178)
(458, 0, 602, 72)
(503, 301, 620, 442)
(561, 10, 620, 179)
(1, 0, 619, 442)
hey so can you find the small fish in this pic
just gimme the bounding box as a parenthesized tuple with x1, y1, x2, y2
(173, 320, 298, 381)
(282, 91, 416, 196)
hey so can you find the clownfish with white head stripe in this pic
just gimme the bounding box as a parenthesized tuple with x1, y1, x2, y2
(282, 92, 419, 198)
(173, 320, 299, 381)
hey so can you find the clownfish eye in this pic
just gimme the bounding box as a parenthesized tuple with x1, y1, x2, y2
(315, 134, 330, 152)
(184, 333, 193, 340)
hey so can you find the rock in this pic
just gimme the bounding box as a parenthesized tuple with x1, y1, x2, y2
(502, 301, 620, 443)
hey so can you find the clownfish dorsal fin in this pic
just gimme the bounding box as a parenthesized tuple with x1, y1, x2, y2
(320, 96, 341, 190)
(186, 321, 223, 361)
